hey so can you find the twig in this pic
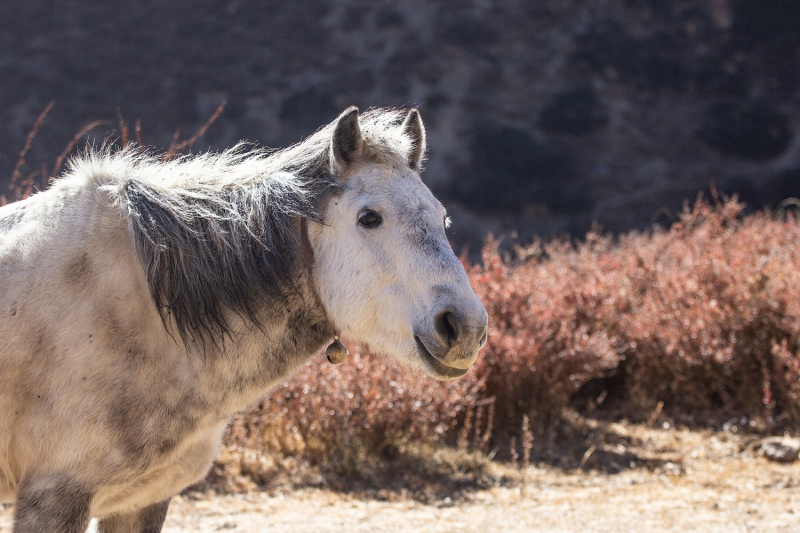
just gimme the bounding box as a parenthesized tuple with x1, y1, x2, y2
(521, 414, 532, 471)
(480, 401, 495, 455)
(520, 414, 533, 495)
(457, 406, 473, 453)
(510, 436, 519, 468)
(135, 119, 143, 146)
(39, 162, 48, 190)
(116, 107, 129, 146)
(647, 400, 664, 427)
(11, 101, 54, 186)
(164, 99, 227, 158)
(580, 445, 597, 469)
(52, 120, 110, 176)
(164, 129, 182, 159)
(173, 99, 227, 151)
(473, 405, 484, 450)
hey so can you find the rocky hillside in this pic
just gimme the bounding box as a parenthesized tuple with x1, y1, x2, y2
(1, 0, 798, 246)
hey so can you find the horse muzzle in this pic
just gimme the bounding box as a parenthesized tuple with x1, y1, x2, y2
(414, 305, 488, 380)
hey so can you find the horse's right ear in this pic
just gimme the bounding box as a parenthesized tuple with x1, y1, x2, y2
(330, 106, 364, 173)
(402, 108, 426, 171)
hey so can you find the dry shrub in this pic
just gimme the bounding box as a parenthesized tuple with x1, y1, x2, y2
(224, 196, 800, 481)
(222, 348, 484, 483)
(471, 196, 800, 429)
(470, 234, 621, 433)
(614, 199, 800, 423)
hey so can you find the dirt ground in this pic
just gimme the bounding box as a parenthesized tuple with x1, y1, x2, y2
(1, 425, 798, 532)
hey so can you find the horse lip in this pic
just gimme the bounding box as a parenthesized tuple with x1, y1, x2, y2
(414, 336, 469, 380)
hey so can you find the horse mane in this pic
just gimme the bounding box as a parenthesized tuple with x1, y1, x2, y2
(70, 108, 415, 348)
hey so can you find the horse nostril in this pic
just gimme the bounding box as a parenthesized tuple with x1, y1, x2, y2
(479, 327, 488, 348)
(434, 310, 460, 346)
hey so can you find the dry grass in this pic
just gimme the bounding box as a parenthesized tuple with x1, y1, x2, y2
(176, 423, 800, 531)
(4, 423, 793, 532)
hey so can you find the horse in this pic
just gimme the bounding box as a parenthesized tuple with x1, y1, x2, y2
(0, 107, 488, 532)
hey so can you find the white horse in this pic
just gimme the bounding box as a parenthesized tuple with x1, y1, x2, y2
(0, 107, 487, 532)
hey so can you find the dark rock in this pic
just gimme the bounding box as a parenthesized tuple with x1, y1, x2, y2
(453, 126, 588, 215)
(376, 7, 405, 29)
(572, 19, 684, 91)
(1, 0, 799, 247)
(732, 0, 800, 49)
(382, 40, 431, 95)
(699, 100, 792, 161)
(725, 169, 800, 211)
(774, 168, 800, 204)
(436, 11, 500, 48)
(539, 86, 608, 135)
(572, 16, 746, 95)
(340, 5, 368, 31)
(425, 93, 450, 109)
(279, 86, 339, 137)
(330, 69, 377, 99)
(760, 437, 800, 463)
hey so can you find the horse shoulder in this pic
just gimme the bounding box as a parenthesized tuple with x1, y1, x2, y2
(0, 176, 184, 492)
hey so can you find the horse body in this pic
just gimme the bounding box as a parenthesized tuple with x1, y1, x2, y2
(0, 162, 326, 516)
(0, 107, 487, 532)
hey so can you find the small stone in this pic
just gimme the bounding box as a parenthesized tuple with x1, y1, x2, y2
(761, 437, 800, 463)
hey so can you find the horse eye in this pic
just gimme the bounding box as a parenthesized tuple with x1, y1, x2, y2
(358, 209, 383, 229)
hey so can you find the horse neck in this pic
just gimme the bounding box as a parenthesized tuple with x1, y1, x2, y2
(201, 270, 334, 414)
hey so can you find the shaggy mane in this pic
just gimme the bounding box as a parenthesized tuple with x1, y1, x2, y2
(72, 108, 417, 347)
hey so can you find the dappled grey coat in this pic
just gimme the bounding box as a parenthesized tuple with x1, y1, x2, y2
(0, 107, 487, 533)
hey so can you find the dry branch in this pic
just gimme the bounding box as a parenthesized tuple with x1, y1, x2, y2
(115, 107, 129, 146)
(164, 99, 227, 159)
(11, 101, 54, 186)
(52, 120, 110, 176)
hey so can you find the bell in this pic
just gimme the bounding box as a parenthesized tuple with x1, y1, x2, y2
(326, 336, 348, 364)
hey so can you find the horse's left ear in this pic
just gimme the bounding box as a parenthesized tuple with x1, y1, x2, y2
(402, 108, 426, 172)
(331, 106, 364, 173)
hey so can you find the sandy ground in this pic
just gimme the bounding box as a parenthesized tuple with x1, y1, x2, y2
(1, 426, 798, 532)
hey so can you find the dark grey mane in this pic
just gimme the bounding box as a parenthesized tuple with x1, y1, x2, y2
(117, 108, 413, 348)
(125, 173, 331, 348)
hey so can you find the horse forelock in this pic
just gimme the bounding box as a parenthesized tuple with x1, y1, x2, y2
(72, 108, 415, 349)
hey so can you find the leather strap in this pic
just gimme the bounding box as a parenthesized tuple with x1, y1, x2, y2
(299, 217, 315, 279)
(300, 217, 338, 339)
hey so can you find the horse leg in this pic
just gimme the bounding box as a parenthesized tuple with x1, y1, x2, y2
(97, 498, 171, 533)
(13, 475, 93, 533)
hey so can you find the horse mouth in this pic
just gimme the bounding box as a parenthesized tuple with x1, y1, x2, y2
(414, 337, 470, 380)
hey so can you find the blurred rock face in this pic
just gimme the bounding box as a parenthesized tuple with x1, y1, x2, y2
(0, 0, 798, 247)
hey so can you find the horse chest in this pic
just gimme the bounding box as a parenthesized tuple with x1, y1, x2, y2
(93, 418, 227, 517)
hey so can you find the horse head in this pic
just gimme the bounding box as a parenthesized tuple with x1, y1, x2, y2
(308, 107, 488, 380)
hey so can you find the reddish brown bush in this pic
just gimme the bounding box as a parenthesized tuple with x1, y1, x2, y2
(613, 199, 800, 423)
(224, 196, 800, 473)
(471, 197, 800, 429)
(223, 349, 484, 485)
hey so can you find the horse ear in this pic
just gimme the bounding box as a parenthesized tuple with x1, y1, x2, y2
(330, 106, 364, 172)
(402, 108, 426, 171)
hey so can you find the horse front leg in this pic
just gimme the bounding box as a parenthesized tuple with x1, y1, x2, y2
(97, 498, 171, 533)
(13, 474, 93, 533)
